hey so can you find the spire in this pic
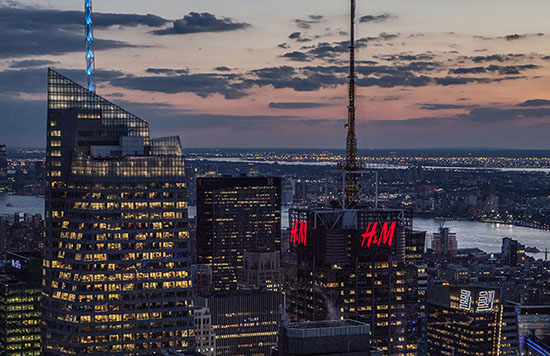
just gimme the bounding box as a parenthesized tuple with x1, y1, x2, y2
(342, 0, 360, 206)
(85, 0, 96, 93)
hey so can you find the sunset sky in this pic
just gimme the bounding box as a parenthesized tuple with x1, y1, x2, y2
(3, 0, 550, 148)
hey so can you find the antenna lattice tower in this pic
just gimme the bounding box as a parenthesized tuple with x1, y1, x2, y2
(85, 0, 96, 92)
(342, 0, 361, 206)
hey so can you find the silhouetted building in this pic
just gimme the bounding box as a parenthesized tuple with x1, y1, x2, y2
(200, 290, 283, 356)
(426, 284, 519, 356)
(0, 252, 42, 356)
(502, 237, 526, 267)
(431, 226, 457, 258)
(196, 176, 281, 291)
(238, 250, 283, 292)
(43, 69, 193, 355)
(193, 264, 214, 295)
(275, 318, 382, 356)
(285, 207, 418, 356)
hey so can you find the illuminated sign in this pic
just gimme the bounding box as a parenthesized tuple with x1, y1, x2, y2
(10, 260, 21, 270)
(476, 290, 495, 312)
(361, 221, 396, 248)
(457, 289, 496, 312)
(290, 220, 308, 246)
(459, 289, 472, 310)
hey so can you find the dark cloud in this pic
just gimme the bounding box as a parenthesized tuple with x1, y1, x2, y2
(269, 102, 330, 109)
(145, 68, 189, 75)
(0, 6, 145, 57)
(378, 53, 435, 62)
(305, 33, 399, 61)
(282, 51, 310, 62)
(295, 16, 324, 29)
(451, 67, 486, 75)
(450, 64, 538, 75)
(469, 54, 525, 63)
(359, 13, 396, 23)
(518, 99, 550, 107)
(215, 66, 232, 72)
(278, 43, 290, 49)
(152, 12, 250, 35)
(9, 59, 58, 68)
(503, 33, 543, 41)
(289, 32, 311, 42)
(420, 104, 475, 110)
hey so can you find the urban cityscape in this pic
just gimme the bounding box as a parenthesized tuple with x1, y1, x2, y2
(3, 0, 550, 355)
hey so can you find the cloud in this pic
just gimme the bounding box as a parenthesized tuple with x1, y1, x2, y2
(503, 33, 543, 41)
(215, 66, 232, 72)
(517, 99, 550, 107)
(420, 103, 475, 110)
(282, 51, 310, 62)
(295, 15, 324, 29)
(289, 32, 311, 42)
(145, 68, 189, 75)
(9, 59, 58, 68)
(152, 12, 250, 35)
(359, 13, 396, 23)
(305, 33, 399, 61)
(269, 102, 330, 109)
(450, 64, 538, 75)
(0, 6, 145, 57)
(469, 54, 525, 63)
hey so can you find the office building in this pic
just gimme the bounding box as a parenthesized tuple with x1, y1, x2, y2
(431, 226, 457, 258)
(0, 252, 42, 356)
(193, 264, 214, 295)
(275, 318, 383, 356)
(194, 300, 216, 356)
(196, 176, 281, 291)
(426, 284, 519, 356)
(200, 290, 283, 356)
(43, 69, 194, 355)
(502, 237, 526, 267)
(514, 305, 550, 344)
(285, 207, 418, 356)
(238, 250, 283, 292)
(0, 145, 7, 192)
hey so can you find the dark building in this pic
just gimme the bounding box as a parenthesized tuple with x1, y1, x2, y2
(523, 335, 550, 356)
(43, 69, 194, 355)
(275, 318, 382, 356)
(238, 250, 283, 292)
(502, 237, 526, 267)
(0, 252, 42, 356)
(196, 176, 281, 291)
(285, 207, 419, 356)
(199, 290, 283, 356)
(431, 226, 457, 258)
(0, 145, 7, 192)
(426, 284, 519, 356)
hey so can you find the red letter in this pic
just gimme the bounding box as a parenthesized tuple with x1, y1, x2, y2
(290, 220, 298, 245)
(361, 222, 378, 248)
(299, 221, 307, 246)
(380, 221, 396, 247)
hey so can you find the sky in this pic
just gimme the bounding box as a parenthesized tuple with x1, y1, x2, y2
(3, 0, 550, 149)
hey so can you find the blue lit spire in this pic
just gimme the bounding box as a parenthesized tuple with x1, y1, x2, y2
(85, 0, 95, 92)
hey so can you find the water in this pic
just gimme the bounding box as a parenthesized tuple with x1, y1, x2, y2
(3, 197, 548, 259)
(0, 194, 44, 218)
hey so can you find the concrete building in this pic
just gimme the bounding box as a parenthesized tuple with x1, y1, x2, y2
(238, 250, 283, 292)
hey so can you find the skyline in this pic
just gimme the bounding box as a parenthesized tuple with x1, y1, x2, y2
(3, 0, 550, 148)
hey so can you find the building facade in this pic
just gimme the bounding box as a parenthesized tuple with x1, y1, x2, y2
(238, 250, 283, 292)
(194, 300, 216, 356)
(196, 176, 281, 291)
(43, 69, 194, 355)
(0, 252, 41, 356)
(0, 145, 7, 192)
(426, 284, 519, 356)
(284, 207, 418, 356)
(200, 290, 283, 356)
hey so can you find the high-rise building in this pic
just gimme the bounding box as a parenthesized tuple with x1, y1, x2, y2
(238, 250, 283, 292)
(43, 69, 194, 355)
(199, 290, 283, 356)
(196, 176, 281, 291)
(431, 226, 457, 258)
(502, 237, 526, 267)
(0, 145, 7, 192)
(426, 284, 520, 356)
(274, 318, 383, 356)
(0, 252, 42, 356)
(284, 207, 418, 356)
(194, 300, 216, 356)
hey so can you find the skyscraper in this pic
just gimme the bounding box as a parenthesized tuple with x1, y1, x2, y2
(43, 69, 194, 355)
(196, 176, 281, 291)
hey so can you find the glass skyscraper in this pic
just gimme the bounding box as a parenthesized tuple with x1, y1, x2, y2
(43, 69, 194, 355)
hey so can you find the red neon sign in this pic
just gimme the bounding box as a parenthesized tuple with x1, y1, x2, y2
(361, 221, 396, 248)
(290, 220, 308, 246)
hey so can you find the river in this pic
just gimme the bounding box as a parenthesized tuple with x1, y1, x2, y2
(2, 196, 547, 259)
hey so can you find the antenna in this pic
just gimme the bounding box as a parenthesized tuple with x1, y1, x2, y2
(341, 0, 361, 206)
(85, 0, 96, 93)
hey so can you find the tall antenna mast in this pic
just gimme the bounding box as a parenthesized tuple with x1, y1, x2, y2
(342, 0, 361, 206)
(85, 0, 96, 93)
